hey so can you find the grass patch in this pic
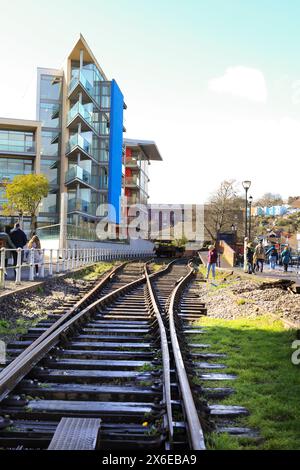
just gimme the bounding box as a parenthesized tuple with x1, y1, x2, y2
(0, 317, 40, 337)
(236, 298, 247, 306)
(72, 262, 115, 281)
(194, 316, 300, 450)
(150, 263, 166, 272)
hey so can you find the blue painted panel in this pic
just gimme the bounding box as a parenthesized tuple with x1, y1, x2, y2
(108, 79, 124, 224)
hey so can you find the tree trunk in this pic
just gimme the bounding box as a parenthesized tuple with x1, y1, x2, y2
(31, 213, 37, 235)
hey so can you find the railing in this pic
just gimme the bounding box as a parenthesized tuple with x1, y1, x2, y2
(65, 166, 94, 187)
(0, 141, 35, 154)
(67, 133, 93, 157)
(125, 158, 140, 167)
(125, 176, 140, 187)
(67, 198, 96, 216)
(67, 102, 95, 130)
(68, 71, 95, 99)
(0, 247, 153, 289)
(36, 224, 129, 242)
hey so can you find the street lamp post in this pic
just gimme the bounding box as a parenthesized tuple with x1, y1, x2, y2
(242, 181, 251, 238)
(248, 195, 253, 240)
(242, 180, 251, 273)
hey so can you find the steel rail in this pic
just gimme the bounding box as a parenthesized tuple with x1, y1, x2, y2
(168, 265, 206, 450)
(144, 264, 173, 445)
(0, 264, 149, 403)
(0, 262, 126, 381)
(0, 259, 174, 405)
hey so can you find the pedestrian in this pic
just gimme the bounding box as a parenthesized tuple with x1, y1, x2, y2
(254, 240, 265, 273)
(281, 246, 291, 272)
(246, 242, 254, 274)
(10, 222, 28, 278)
(27, 232, 42, 277)
(266, 244, 278, 270)
(206, 244, 218, 281)
(0, 224, 16, 278)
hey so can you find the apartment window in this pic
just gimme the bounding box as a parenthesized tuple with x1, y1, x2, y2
(0, 157, 33, 181)
(40, 103, 59, 128)
(100, 167, 108, 190)
(100, 84, 111, 108)
(41, 131, 58, 157)
(39, 193, 57, 214)
(0, 130, 34, 153)
(40, 75, 61, 101)
(40, 159, 58, 185)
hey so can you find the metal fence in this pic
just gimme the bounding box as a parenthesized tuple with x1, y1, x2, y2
(0, 247, 153, 289)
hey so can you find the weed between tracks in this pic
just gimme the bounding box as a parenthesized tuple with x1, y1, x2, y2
(194, 316, 300, 450)
(72, 262, 115, 281)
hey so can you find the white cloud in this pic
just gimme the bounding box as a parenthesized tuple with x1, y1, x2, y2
(208, 66, 268, 103)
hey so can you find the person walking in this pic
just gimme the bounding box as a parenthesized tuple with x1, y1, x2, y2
(254, 240, 265, 273)
(28, 232, 42, 277)
(0, 224, 16, 278)
(10, 223, 27, 278)
(206, 244, 218, 281)
(246, 242, 255, 274)
(266, 244, 278, 270)
(281, 246, 291, 272)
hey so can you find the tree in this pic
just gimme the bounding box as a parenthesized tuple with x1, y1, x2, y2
(2, 174, 49, 232)
(255, 192, 283, 207)
(204, 180, 243, 242)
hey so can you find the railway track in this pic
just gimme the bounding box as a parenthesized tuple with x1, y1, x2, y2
(0, 258, 248, 450)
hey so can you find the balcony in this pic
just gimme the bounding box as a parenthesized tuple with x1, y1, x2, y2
(65, 165, 95, 189)
(66, 133, 95, 162)
(67, 102, 97, 133)
(125, 176, 140, 188)
(67, 197, 97, 217)
(0, 140, 35, 155)
(125, 157, 140, 168)
(68, 71, 95, 104)
(125, 196, 140, 205)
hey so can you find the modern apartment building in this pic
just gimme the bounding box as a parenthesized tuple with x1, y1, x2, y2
(0, 35, 162, 248)
(36, 35, 125, 247)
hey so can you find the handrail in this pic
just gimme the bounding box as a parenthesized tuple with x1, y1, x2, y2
(168, 265, 206, 450)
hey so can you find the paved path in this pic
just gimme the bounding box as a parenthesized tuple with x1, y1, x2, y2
(199, 251, 300, 287)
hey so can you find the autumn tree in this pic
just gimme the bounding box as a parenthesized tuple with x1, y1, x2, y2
(2, 174, 49, 232)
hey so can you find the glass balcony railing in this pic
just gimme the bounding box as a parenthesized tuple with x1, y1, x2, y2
(65, 165, 93, 186)
(68, 71, 95, 99)
(67, 133, 93, 157)
(125, 176, 140, 186)
(67, 198, 96, 216)
(0, 140, 35, 154)
(67, 102, 94, 129)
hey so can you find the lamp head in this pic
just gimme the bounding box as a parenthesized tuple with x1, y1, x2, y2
(242, 180, 251, 190)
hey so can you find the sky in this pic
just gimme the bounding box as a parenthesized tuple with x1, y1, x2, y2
(0, 0, 300, 204)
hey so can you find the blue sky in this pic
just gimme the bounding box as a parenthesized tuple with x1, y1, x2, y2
(1, 0, 300, 203)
